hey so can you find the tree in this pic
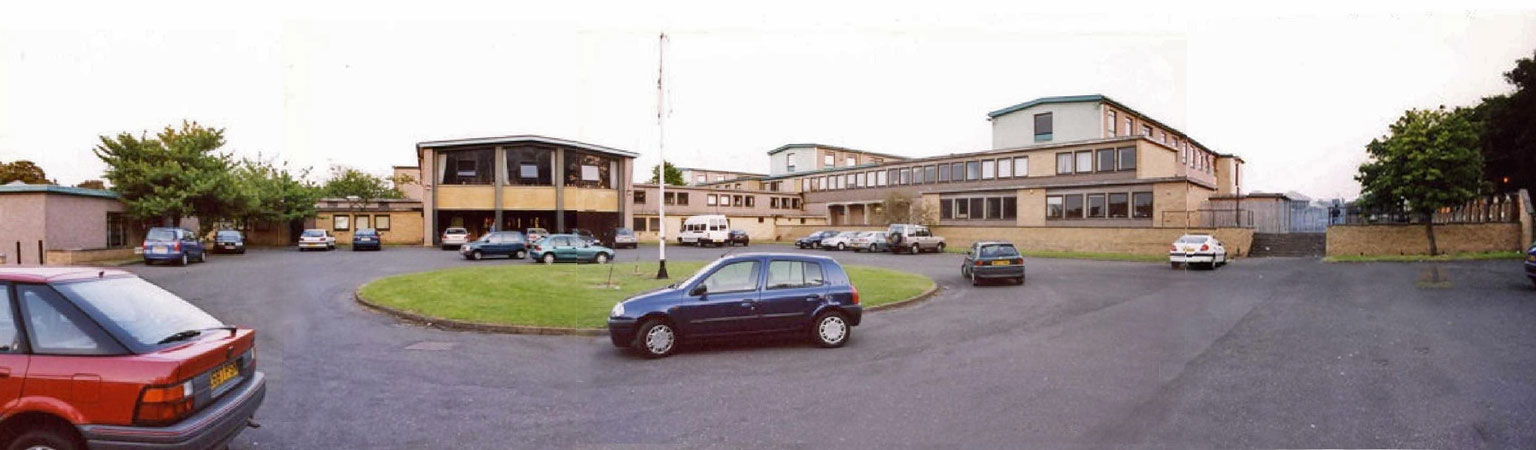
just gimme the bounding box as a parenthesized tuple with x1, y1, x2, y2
(320, 165, 403, 211)
(1475, 50, 1536, 193)
(231, 156, 320, 227)
(648, 161, 685, 186)
(879, 191, 937, 226)
(1355, 107, 1485, 255)
(0, 160, 50, 184)
(75, 179, 106, 190)
(94, 121, 241, 229)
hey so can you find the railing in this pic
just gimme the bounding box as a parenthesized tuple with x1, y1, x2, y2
(1160, 210, 1254, 229)
(1339, 193, 1520, 225)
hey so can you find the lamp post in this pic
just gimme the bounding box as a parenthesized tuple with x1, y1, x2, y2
(655, 32, 670, 279)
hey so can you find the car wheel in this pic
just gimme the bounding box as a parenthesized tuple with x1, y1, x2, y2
(179, 254, 188, 266)
(911, 244, 921, 255)
(971, 270, 980, 286)
(812, 311, 850, 348)
(742, 240, 749, 247)
(542, 253, 555, 264)
(471, 250, 483, 261)
(515, 250, 526, 259)
(595, 253, 609, 264)
(837, 243, 846, 251)
(1016, 274, 1026, 285)
(632, 319, 677, 358)
(936, 242, 946, 253)
(6, 422, 83, 450)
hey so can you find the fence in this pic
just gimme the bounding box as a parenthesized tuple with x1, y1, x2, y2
(1160, 210, 1254, 229)
(1340, 193, 1520, 225)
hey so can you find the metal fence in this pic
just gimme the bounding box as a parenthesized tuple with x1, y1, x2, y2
(1339, 193, 1520, 225)
(1160, 210, 1255, 229)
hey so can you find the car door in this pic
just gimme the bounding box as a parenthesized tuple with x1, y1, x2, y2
(756, 260, 829, 331)
(673, 260, 765, 336)
(553, 237, 580, 261)
(0, 283, 29, 414)
(16, 284, 126, 410)
(485, 233, 505, 255)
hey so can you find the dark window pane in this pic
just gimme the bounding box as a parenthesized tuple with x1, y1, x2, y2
(1003, 197, 1017, 219)
(440, 148, 495, 185)
(969, 198, 984, 219)
(1118, 147, 1137, 171)
(1087, 194, 1106, 218)
(938, 164, 951, 182)
(506, 146, 553, 186)
(900, 168, 912, 185)
(951, 163, 965, 181)
(633, 218, 645, 231)
(1056, 153, 1073, 175)
(1034, 112, 1053, 137)
(1108, 193, 1129, 218)
(956, 197, 970, 217)
(941, 199, 953, 219)
(986, 197, 1002, 219)
(925, 165, 938, 183)
(1133, 192, 1154, 218)
(564, 150, 614, 189)
(1097, 149, 1116, 172)
(1064, 194, 1084, 218)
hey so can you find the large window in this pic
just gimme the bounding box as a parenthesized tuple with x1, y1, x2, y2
(911, 166, 925, 184)
(564, 150, 615, 189)
(1064, 194, 1084, 218)
(1118, 147, 1137, 171)
(981, 160, 996, 179)
(1056, 153, 1073, 175)
(966, 161, 981, 180)
(1097, 149, 1116, 172)
(1086, 194, 1106, 218)
(900, 168, 912, 185)
(1034, 112, 1053, 141)
(985, 197, 1002, 219)
(439, 148, 495, 185)
(701, 261, 761, 294)
(938, 164, 951, 182)
(951, 162, 965, 182)
(375, 214, 391, 230)
(956, 196, 970, 218)
(1106, 111, 1117, 137)
(824, 154, 835, 167)
(1133, 192, 1154, 218)
(1075, 151, 1093, 174)
(877, 170, 888, 186)
(997, 158, 1012, 178)
(1003, 197, 1017, 219)
(969, 198, 984, 219)
(1108, 193, 1129, 218)
(941, 199, 953, 219)
(506, 146, 553, 186)
(1015, 156, 1029, 177)
(333, 215, 350, 231)
(924, 165, 938, 184)
(19, 285, 124, 355)
(1046, 196, 1064, 219)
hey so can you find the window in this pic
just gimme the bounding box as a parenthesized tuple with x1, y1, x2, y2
(746, 196, 755, 207)
(1046, 196, 1064, 219)
(1142, 125, 1152, 137)
(1034, 112, 1053, 141)
(716, 175, 726, 182)
(1133, 192, 1154, 218)
(876, 170, 888, 186)
(899, 168, 911, 185)
(506, 146, 553, 186)
(1086, 194, 1106, 218)
(1108, 193, 1129, 218)
(771, 198, 779, 209)
(969, 198, 984, 220)
(678, 193, 689, 205)
(846, 156, 856, 166)
(1002, 197, 1017, 219)
(564, 150, 614, 189)
(924, 165, 937, 184)
(955, 197, 970, 218)
(940, 199, 953, 219)
(966, 161, 981, 180)
(986, 197, 1002, 219)
(1106, 110, 1117, 137)
(439, 148, 495, 184)
(633, 218, 646, 231)
(649, 218, 661, 230)
(981, 160, 996, 179)
(1056, 153, 1073, 175)
(333, 215, 350, 231)
(0, 285, 14, 353)
(634, 191, 646, 204)
(696, 175, 707, 184)
(859, 172, 868, 187)
(824, 154, 835, 166)
(1075, 151, 1093, 174)
(700, 261, 760, 294)
(1124, 118, 1133, 136)
(107, 212, 126, 247)
(766, 260, 825, 290)
(1118, 147, 1137, 171)
(356, 215, 371, 230)
(1015, 156, 1028, 177)
(938, 164, 951, 182)
(817, 177, 826, 191)
(951, 163, 965, 182)
(1097, 149, 1116, 172)
(707, 194, 718, 206)
(998, 158, 1012, 178)
(1064, 194, 1084, 218)
(19, 285, 122, 355)
(911, 167, 924, 184)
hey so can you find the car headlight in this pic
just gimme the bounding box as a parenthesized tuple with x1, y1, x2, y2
(610, 302, 626, 318)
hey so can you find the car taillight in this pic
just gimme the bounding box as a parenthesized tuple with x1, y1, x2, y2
(1170, 244, 1177, 252)
(850, 284, 860, 305)
(173, 241, 181, 252)
(975, 260, 984, 266)
(135, 380, 195, 426)
(1012, 258, 1023, 265)
(143, 241, 150, 249)
(1200, 244, 1209, 251)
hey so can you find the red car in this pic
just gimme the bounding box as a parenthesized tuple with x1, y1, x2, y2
(0, 267, 265, 450)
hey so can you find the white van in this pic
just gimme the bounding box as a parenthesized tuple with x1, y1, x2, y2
(679, 215, 730, 247)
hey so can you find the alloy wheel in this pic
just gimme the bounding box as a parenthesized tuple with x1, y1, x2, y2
(818, 315, 847, 345)
(645, 324, 675, 355)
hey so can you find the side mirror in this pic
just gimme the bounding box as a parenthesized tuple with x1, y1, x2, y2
(689, 285, 708, 297)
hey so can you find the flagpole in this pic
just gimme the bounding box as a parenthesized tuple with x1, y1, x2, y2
(655, 32, 670, 279)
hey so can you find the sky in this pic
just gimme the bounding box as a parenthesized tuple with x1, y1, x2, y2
(1, 1, 1533, 200)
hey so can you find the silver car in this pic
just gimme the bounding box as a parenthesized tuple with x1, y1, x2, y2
(613, 227, 638, 249)
(441, 227, 470, 250)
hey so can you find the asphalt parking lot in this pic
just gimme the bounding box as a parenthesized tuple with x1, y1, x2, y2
(125, 244, 1536, 449)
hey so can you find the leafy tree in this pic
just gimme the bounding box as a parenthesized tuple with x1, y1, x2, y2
(320, 165, 403, 211)
(648, 161, 685, 186)
(94, 121, 241, 229)
(879, 191, 937, 226)
(232, 156, 320, 226)
(75, 179, 107, 190)
(0, 160, 50, 184)
(1474, 50, 1536, 193)
(1356, 107, 1485, 255)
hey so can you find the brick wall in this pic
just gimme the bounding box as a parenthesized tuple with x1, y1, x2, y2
(44, 247, 137, 266)
(936, 226, 1254, 256)
(1325, 223, 1522, 256)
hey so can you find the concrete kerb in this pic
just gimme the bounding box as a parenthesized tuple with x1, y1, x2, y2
(352, 277, 942, 336)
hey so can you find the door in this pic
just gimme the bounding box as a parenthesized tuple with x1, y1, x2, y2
(486, 233, 506, 255)
(552, 237, 580, 261)
(183, 229, 203, 257)
(757, 260, 828, 331)
(672, 260, 764, 336)
(0, 284, 28, 413)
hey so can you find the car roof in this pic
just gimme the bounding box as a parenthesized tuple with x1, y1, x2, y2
(974, 241, 1015, 246)
(722, 252, 838, 263)
(0, 266, 135, 284)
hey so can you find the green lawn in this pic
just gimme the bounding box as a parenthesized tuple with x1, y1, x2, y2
(358, 261, 933, 329)
(940, 246, 1167, 262)
(1323, 251, 1524, 263)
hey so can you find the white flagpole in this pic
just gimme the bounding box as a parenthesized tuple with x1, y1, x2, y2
(656, 32, 670, 279)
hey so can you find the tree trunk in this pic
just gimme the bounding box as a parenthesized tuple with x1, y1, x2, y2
(1423, 212, 1439, 256)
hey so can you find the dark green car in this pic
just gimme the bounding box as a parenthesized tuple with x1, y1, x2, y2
(528, 233, 614, 264)
(961, 241, 1026, 286)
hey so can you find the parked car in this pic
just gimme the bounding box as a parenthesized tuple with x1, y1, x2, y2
(962, 241, 1026, 286)
(142, 227, 207, 266)
(526, 227, 550, 243)
(0, 267, 266, 450)
(795, 230, 840, 249)
(441, 227, 471, 250)
(887, 224, 946, 254)
(529, 233, 614, 264)
(727, 229, 751, 246)
(679, 215, 730, 247)
(614, 227, 639, 249)
(819, 231, 861, 251)
(1170, 234, 1228, 270)
(607, 253, 863, 358)
(298, 229, 336, 251)
(213, 229, 246, 254)
(460, 231, 529, 260)
(849, 231, 889, 253)
(352, 228, 383, 251)
(1526, 243, 1536, 287)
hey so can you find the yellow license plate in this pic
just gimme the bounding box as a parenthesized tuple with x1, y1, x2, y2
(210, 362, 240, 389)
(991, 260, 1010, 266)
(1528, 255, 1535, 262)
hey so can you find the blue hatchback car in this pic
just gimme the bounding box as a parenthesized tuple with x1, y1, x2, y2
(607, 253, 863, 358)
(352, 228, 383, 251)
(141, 227, 207, 266)
(1524, 243, 1536, 287)
(459, 231, 528, 260)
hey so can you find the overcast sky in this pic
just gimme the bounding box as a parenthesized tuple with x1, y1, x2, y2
(2, 1, 1533, 200)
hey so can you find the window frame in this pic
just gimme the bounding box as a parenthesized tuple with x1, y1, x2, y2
(1108, 193, 1130, 218)
(981, 160, 996, 179)
(1014, 156, 1028, 178)
(1096, 148, 1116, 173)
(333, 214, 350, 231)
(1063, 194, 1084, 219)
(1086, 193, 1106, 218)
(1056, 153, 1073, 175)
(997, 158, 1012, 178)
(1034, 112, 1053, 141)
(1046, 195, 1064, 219)
(966, 161, 981, 181)
(1132, 192, 1154, 219)
(1075, 151, 1093, 174)
(15, 283, 127, 356)
(1118, 147, 1137, 171)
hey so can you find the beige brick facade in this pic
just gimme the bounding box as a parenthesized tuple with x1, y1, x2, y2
(1325, 223, 1522, 256)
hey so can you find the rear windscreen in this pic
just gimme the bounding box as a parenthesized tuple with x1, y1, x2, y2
(979, 245, 1020, 258)
(147, 229, 176, 241)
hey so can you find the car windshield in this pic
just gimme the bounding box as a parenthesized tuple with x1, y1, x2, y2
(617, 228, 634, 235)
(216, 230, 241, 239)
(1177, 236, 1209, 244)
(54, 277, 224, 352)
(147, 229, 176, 241)
(356, 229, 377, 236)
(446, 228, 468, 235)
(979, 244, 1020, 258)
(302, 230, 325, 237)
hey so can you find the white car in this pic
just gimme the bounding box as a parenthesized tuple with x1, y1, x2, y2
(298, 229, 336, 251)
(1170, 234, 1228, 269)
(678, 215, 730, 247)
(848, 231, 887, 252)
(819, 231, 861, 251)
(441, 227, 471, 250)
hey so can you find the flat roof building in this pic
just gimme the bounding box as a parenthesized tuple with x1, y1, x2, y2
(0, 182, 141, 265)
